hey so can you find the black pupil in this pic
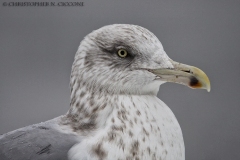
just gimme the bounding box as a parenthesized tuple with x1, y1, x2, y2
(120, 50, 125, 55)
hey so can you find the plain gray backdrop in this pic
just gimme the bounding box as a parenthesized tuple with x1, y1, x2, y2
(0, 0, 239, 159)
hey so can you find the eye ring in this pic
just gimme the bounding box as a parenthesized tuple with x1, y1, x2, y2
(117, 49, 128, 58)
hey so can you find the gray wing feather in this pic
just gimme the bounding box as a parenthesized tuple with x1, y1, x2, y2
(0, 116, 79, 160)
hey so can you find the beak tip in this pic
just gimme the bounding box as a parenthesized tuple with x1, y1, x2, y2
(207, 88, 211, 92)
(205, 78, 211, 92)
(204, 81, 211, 92)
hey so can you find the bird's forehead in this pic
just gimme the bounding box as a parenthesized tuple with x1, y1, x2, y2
(91, 24, 164, 51)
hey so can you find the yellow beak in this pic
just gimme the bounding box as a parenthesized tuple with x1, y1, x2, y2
(149, 59, 211, 92)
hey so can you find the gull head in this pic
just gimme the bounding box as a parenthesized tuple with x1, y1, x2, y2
(71, 24, 210, 96)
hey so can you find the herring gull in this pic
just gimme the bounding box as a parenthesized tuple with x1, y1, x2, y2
(0, 24, 210, 160)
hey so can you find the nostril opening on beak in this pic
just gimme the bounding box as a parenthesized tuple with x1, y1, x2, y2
(183, 70, 192, 74)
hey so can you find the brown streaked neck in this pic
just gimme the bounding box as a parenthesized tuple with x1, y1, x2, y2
(63, 85, 120, 133)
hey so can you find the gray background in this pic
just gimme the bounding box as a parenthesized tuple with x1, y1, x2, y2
(0, 0, 239, 159)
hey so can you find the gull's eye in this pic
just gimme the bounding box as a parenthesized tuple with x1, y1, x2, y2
(117, 49, 128, 58)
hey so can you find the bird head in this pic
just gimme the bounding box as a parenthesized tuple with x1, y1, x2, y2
(71, 24, 210, 95)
